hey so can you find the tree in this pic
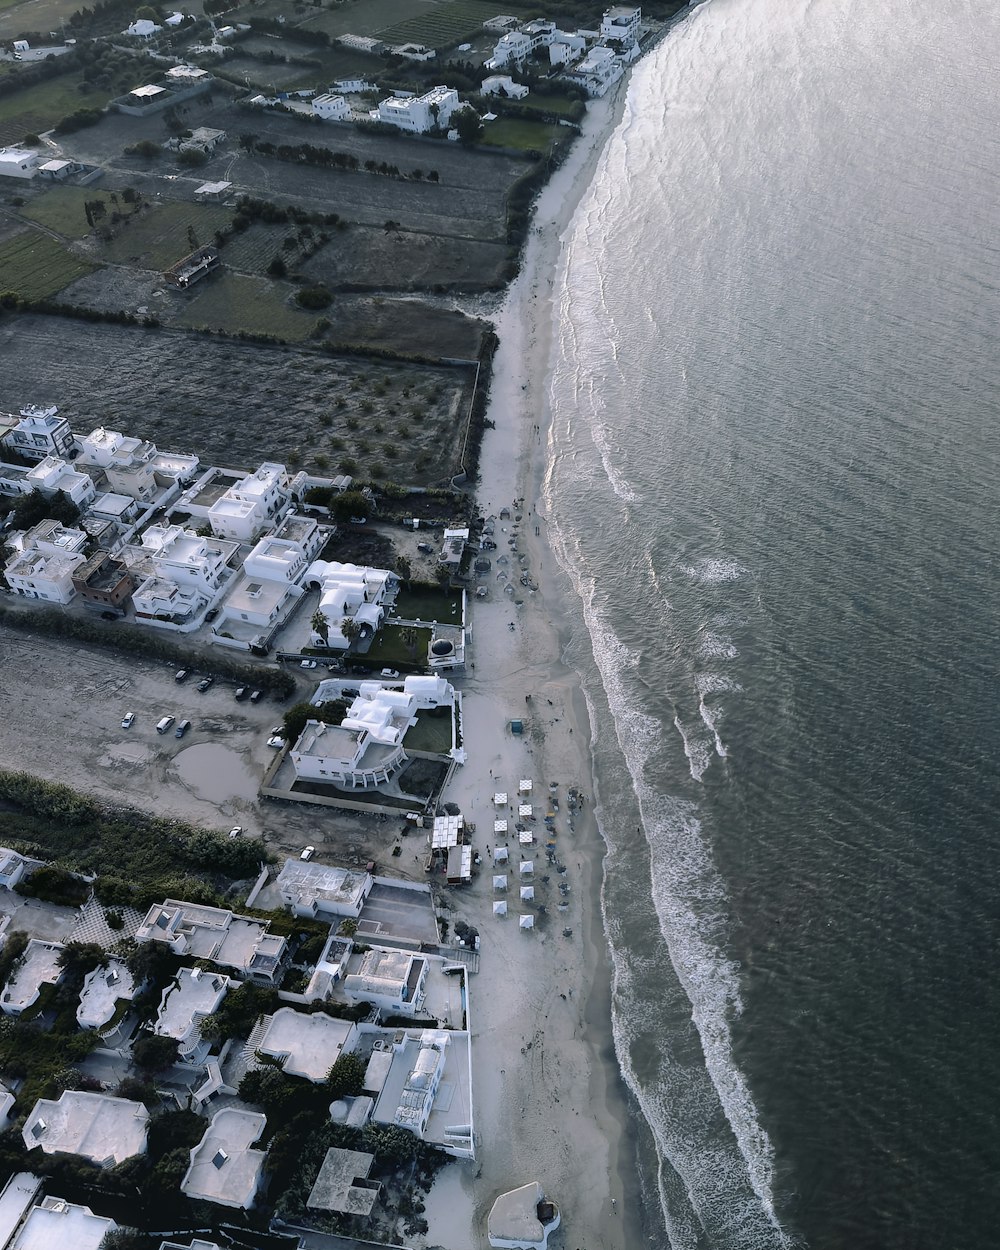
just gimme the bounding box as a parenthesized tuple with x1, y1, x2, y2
(362, 1122, 419, 1164)
(310, 608, 330, 645)
(340, 616, 362, 644)
(326, 1052, 366, 1100)
(267, 254, 287, 278)
(395, 555, 412, 588)
(132, 1033, 179, 1073)
(451, 106, 483, 145)
(136, 6, 159, 21)
(239, 1065, 295, 1113)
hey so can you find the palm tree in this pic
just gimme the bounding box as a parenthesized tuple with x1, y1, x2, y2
(341, 616, 363, 645)
(310, 609, 329, 645)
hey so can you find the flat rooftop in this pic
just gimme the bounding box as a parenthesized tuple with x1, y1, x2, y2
(22, 1091, 149, 1166)
(12, 1198, 114, 1250)
(182, 1108, 266, 1209)
(1, 940, 63, 1013)
(307, 1148, 378, 1217)
(223, 575, 289, 618)
(156, 969, 229, 1040)
(277, 860, 371, 912)
(258, 1007, 355, 1082)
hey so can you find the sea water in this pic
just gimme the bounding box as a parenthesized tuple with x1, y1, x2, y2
(543, 1, 1000, 1246)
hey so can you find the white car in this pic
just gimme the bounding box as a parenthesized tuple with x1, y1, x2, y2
(300, 659, 318, 669)
(121, 711, 135, 729)
(300, 845, 315, 861)
(228, 826, 244, 839)
(380, 668, 400, 679)
(267, 736, 285, 748)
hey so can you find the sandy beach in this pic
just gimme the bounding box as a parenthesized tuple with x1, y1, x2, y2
(419, 82, 642, 1250)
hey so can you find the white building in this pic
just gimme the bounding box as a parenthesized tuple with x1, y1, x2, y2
(25, 456, 96, 508)
(561, 44, 624, 96)
(4, 545, 86, 604)
(1, 405, 74, 462)
(343, 948, 428, 1016)
(74, 426, 159, 501)
(124, 18, 161, 36)
(481, 75, 529, 99)
(22, 1092, 149, 1167)
(0, 148, 40, 180)
(0, 1180, 116, 1250)
(305, 559, 395, 648)
(152, 967, 231, 1060)
(548, 30, 586, 66)
(131, 574, 204, 623)
(76, 960, 135, 1030)
(0, 940, 64, 1015)
(207, 461, 294, 541)
(0, 463, 32, 499)
(600, 4, 641, 44)
(439, 526, 469, 569)
(485, 29, 532, 68)
(181, 1108, 267, 1209)
(256, 1007, 357, 1082)
(368, 1027, 474, 1158)
(134, 524, 239, 596)
(377, 86, 459, 133)
(275, 860, 373, 921)
(136, 900, 287, 983)
(487, 1182, 561, 1249)
(313, 92, 350, 121)
(290, 674, 459, 789)
(0, 849, 32, 892)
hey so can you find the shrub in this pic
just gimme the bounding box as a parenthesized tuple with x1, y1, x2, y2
(295, 284, 332, 310)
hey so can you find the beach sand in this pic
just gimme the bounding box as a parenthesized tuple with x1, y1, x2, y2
(420, 85, 642, 1250)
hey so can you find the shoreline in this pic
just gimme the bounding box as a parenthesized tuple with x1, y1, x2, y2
(421, 66, 646, 1250)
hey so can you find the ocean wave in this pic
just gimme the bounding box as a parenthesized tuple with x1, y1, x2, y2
(682, 558, 749, 584)
(698, 630, 739, 659)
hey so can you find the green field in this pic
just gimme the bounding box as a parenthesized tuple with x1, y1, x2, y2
(479, 115, 562, 152)
(376, 0, 504, 48)
(98, 200, 233, 270)
(0, 72, 109, 146)
(171, 271, 320, 341)
(20, 186, 124, 239)
(0, 228, 94, 299)
(221, 221, 294, 274)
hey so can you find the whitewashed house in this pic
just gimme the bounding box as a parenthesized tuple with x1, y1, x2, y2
(77, 960, 135, 1030)
(305, 559, 395, 648)
(208, 461, 295, 541)
(481, 74, 529, 98)
(152, 967, 231, 1061)
(74, 426, 159, 502)
(4, 545, 86, 603)
(22, 1091, 149, 1167)
(343, 948, 428, 1016)
(600, 4, 641, 44)
(377, 86, 459, 133)
(25, 456, 96, 508)
(313, 92, 350, 121)
(1, 404, 74, 461)
(134, 523, 239, 596)
(123, 18, 161, 37)
(0, 147, 40, 179)
(0, 940, 65, 1015)
(181, 1108, 267, 1209)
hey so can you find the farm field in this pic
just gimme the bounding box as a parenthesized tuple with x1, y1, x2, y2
(19, 185, 125, 239)
(0, 72, 108, 145)
(0, 314, 477, 485)
(0, 229, 94, 299)
(376, 0, 506, 48)
(95, 200, 233, 270)
(0, 0, 86, 38)
(480, 116, 564, 152)
(170, 270, 320, 341)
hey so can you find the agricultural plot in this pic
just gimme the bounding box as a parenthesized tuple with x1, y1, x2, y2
(170, 271, 320, 342)
(0, 229, 94, 300)
(19, 186, 123, 240)
(0, 72, 108, 146)
(0, 0, 89, 39)
(479, 116, 563, 152)
(96, 201, 233, 271)
(376, 0, 507, 49)
(220, 221, 294, 275)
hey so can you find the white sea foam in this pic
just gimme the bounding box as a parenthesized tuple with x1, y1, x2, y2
(673, 713, 713, 780)
(683, 558, 748, 584)
(696, 672, 743, 696)
(699, 631, 739, 659)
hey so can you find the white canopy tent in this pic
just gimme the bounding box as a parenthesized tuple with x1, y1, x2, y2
(519, 860, 534, 876)
(494, 901, 507, 917)
(519, 914, 534, 929)
(519, 779, 533, 793)
(493, 847, 509, 863)
(520, 885, 534, 902)
(493, 875, 508, 891)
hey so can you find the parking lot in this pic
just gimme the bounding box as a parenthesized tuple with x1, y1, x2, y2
(0, 629, 438, 879)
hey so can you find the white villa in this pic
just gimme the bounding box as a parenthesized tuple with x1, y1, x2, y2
(289, 674, 460, 790)
(0, 940, 64, 1016)
(76, 959, 135, 1030)
(181, 1108, 267, 1209)
(377, 85, 460, 133)
(25, 456, 96, 508)
(135, 900, 287, 983)
(22, 1092, 149, 1167)
(306, 558, 395, 648)
(0, 147, 40, 180)
(487, 1182, 561, 1249)
(1, 405, 74, 461)
(207, 461, 297, 542)
(256, 1007, 358, 1082)
(481, 74, 529, 98)
(343, 947, 428, 1016)
(600, 3, 641, 45)
(124, 17, 161, 36)
(275, 860, 373, 921)
(152, 967, 231, 1060)
(561, 44, 624, 95)
(74, 426, 159, 502)
(0, 1176, 116, 1250)
(212, 517, 325, 644)
(313, 92, 350, 121)
(124, 523, 239, 622)
(367, 1027, 474, 1158)
(4, 542, 86, 604)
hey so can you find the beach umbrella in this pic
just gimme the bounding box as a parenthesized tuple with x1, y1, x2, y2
(519, 860, 533, 876)
(493, 901, 507, 917)
(519, 779, 533, 793)
(493, 792, 508, 806)
(519, 832, 533, 845)
(519, 914, 534, 930)
(493, 875, 508, 891)
(518, 803, 533, 818)
(494, 818, 508, 834)
(520, 885, 534, 902)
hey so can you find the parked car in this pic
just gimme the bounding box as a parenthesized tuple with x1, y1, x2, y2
(300, 845, 316, 861)
(269, 726, 285, 736)
(196, 676, 214, 693)
(175, 719, 191, 739)
(235, 687, 249, 701)
(267, 736, 286, 749)
(417, 542, 434, 554)
(228, 826, 244, 839)
(300, 660, 318, 669)
(380, 668, 400, 679)
(121, 711, 135, 729)
(205, 607, 220, 623)
(174, 669, 189, 683)
(156, 716, 175, 734)
(249, 690, 263, 703)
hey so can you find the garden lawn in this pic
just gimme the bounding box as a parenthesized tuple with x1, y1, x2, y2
(0, 228, 94, 299)
(479, 116, 562, 152)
